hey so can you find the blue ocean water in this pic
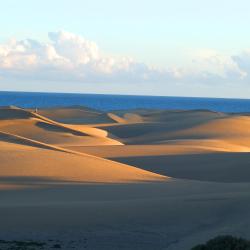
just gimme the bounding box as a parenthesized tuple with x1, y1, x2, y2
(1, 91, 250, 113)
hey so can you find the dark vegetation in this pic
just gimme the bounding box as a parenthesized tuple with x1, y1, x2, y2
(0, 239, 63, 249)
(191, 235, 250, 250)
(0, 239, 45, 249)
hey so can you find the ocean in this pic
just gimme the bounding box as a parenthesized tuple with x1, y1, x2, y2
(1, 91, 250, 113)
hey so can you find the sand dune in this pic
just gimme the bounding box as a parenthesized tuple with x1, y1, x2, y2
(0, 107, 122, 146)
(107, 112, 144, 123)
(1, 106, 250, 249)
(0, 142, 166, 185)
(0, 107, 166, 185)
(110, 108, 226, 122)
(36, 106, 116, 124)
(98, 112, 250, 148)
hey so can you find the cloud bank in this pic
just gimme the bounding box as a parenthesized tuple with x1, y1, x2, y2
(0, 31, 173, 84)
(0, 31, 249, 88)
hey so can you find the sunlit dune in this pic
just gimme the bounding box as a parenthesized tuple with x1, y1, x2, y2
(0, 141, 166, 184)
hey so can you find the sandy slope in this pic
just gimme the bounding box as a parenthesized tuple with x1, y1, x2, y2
(0, 142, 166, 185)
(1, 106, 250, 249)
(0, 107, 122, 146)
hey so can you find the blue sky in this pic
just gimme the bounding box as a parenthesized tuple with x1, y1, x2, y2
(1, 0, 250, 97)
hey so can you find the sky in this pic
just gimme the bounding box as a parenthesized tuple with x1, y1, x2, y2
(1, 0, 250, 98)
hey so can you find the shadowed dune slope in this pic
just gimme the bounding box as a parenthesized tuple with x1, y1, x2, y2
(111, 152, 250, 183)
(35, 106, 116, 124)
(109, 109, 226, 122)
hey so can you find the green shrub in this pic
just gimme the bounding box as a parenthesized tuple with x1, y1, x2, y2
(191, 235, 250, 250)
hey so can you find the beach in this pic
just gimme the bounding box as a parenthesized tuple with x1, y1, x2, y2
(1, 106, 250, 249)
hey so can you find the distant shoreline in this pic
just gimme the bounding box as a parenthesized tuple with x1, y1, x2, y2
(0, 91, 250, 112)
(1, 90, 250, 101)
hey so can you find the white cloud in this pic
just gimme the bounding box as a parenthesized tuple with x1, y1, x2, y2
(176, 49, 246, 85)
(0, 31, 175, 83)
(0, 31, 249, 87)
(232, 50, 250, 79)
(48, 31, 99, 64)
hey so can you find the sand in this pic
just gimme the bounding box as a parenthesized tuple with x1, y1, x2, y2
(1, 106, 250, 249)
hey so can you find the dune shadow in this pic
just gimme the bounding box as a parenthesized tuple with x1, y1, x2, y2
(35, 121, 86, 136)
(0, 109, 33, 120)
(0, 176, 80, 186)
(100, 117, 223, 142)
(110, 152, 250, 183)
(0, 132, 56, 151)
(0, 176, 165, 189)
